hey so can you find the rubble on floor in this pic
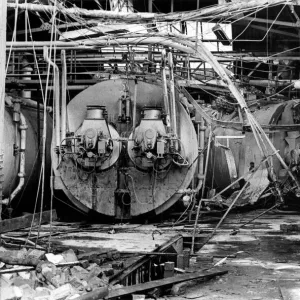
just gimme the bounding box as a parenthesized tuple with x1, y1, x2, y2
(0, 244, 227, 300)
(0, 247, 116, 300)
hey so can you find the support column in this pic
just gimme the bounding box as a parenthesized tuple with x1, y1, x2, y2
(0, 0, 7, 221)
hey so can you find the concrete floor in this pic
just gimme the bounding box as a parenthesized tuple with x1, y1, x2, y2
(11, 209, 300, 299)
(174, 209, 300, 300)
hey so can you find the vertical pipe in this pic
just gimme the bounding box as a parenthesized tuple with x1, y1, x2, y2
(37, 98, 41, 163)
(132, 78, 138, 138)
(70, 50, 73, 81)
(3, 113, 27, 204)
(196, 0, 200, 49)
(198, 119, 205, 178)
(43, 46, 60, 148)
(118, 97, 123, 122)
(61, 50, 67, 145)
(74, 50, 77, 81)
(21, 58, 33, 99)
(0, 0, 7, 219)
(191, 125, 212, 254)
(55, 65, 60, 148)
(168, 52, 177, 135)
(161, 49, 171, 129)
(148, 0, 153, 73)
(125, 96, 131, 123)
(25, 0, 28, 42)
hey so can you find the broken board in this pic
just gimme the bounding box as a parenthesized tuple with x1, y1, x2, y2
(0, 210, 57, 233)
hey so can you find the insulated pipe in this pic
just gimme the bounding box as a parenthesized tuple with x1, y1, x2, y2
(2, 113, 27, 205)
(43, 46, 60, 148)
(61, 50, 67, 145)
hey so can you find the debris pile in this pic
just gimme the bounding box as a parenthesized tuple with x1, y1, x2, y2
(0, 244, 229, 300)
(0, 246, 122, 300)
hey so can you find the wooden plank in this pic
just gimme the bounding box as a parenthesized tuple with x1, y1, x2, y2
(0, 260, 86, 274)
(108, 270, 228, 299)
(0, 210, 57, 233)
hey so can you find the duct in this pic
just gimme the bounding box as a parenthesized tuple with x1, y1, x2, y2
(2, 113, 27, 205)
(43, 46, 60, 148)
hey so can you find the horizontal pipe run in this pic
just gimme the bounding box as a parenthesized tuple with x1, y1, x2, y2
(21, 98, 52, 112)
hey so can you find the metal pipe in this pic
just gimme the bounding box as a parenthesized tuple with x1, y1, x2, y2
(125, 97, 131, 123)
(61, 50, 67, 145)
(196, 118, 206, 192)
(43, 46, 60, 148)
(21, 98, 52, 113)
(118, 97, 123, 122)
(21, 85, 90, 91)
(132, 79, 138, 137)
(20, 58, 33, 99)
(178, 120, 207, 199)
(168, 52, 177, 135)
(191, 125, 212, 254)
(161, 49, 171, 129)
(2, 113, 27, 205)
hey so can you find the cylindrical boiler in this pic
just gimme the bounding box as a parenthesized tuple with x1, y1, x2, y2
(52, 79, 198, 219)
(209, 100, 300, 193)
